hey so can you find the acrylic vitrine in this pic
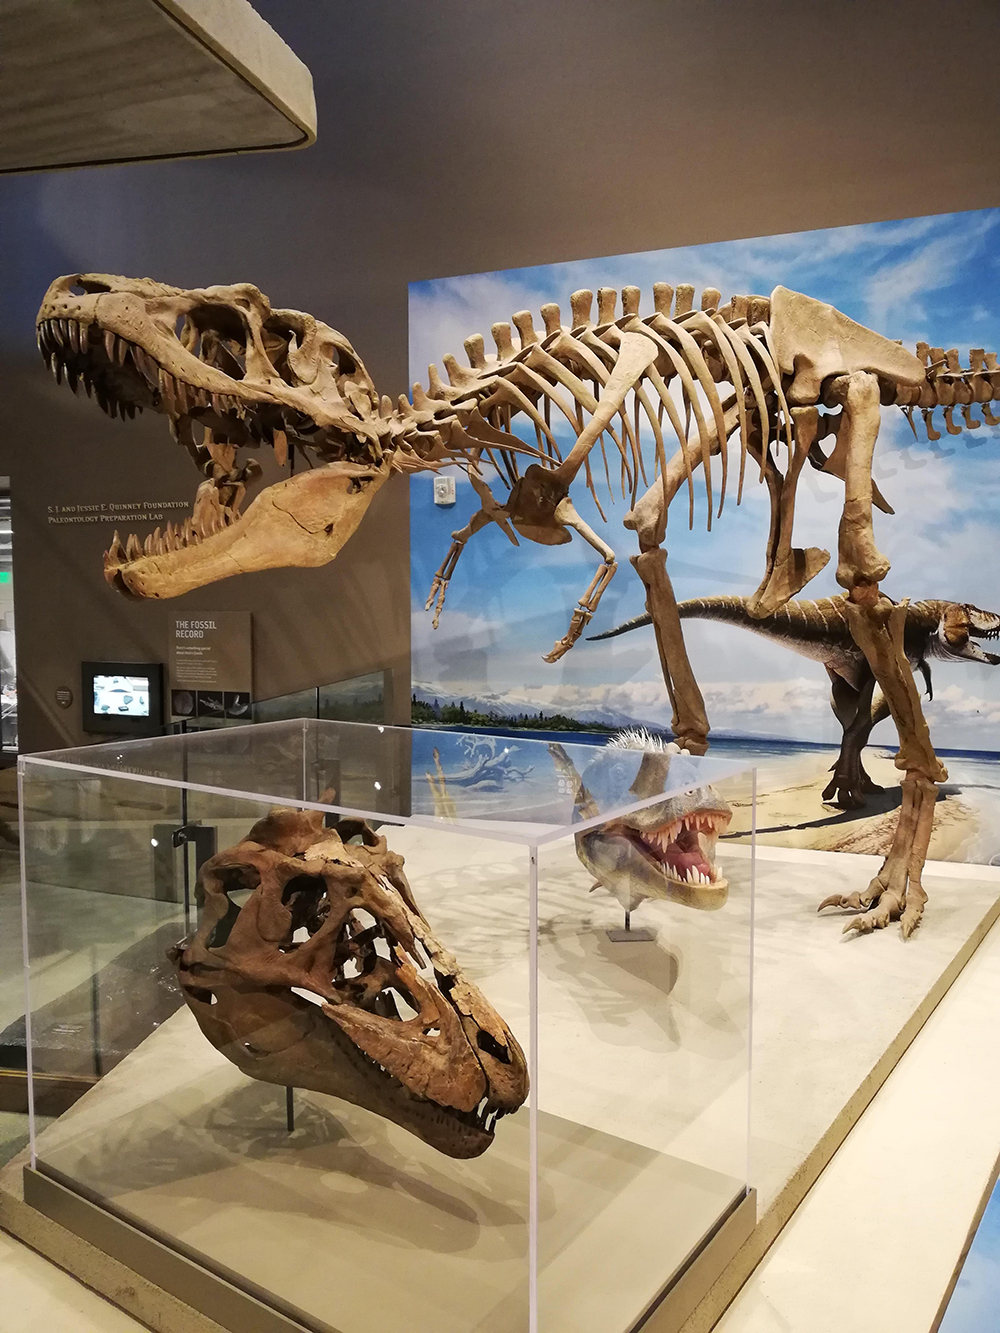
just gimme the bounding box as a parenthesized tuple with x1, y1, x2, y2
(18, 719, 756, 1333)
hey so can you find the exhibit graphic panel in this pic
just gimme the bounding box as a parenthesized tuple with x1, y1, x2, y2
(18, 720, 755, 1333)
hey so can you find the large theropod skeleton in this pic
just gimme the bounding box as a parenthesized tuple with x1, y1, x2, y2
(37, 274, 999, 940)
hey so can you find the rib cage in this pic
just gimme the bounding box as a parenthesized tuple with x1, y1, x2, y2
(394, 282, 1000, 531)
(396, 282, 787, 531)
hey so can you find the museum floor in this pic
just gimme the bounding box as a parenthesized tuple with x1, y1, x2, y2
(3, 902, 1000, 1332)
(3, 807, 1000, 1329)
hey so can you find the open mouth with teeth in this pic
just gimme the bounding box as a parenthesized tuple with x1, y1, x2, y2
(938, 604, 1000, 665)
(577, 796, 732, 914)
(621, 809, 731, 893)
(37, 274, 393, 599)
(170, 810, 527, 1159)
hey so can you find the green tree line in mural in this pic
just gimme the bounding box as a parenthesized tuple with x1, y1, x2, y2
(410, 695, 616, 734)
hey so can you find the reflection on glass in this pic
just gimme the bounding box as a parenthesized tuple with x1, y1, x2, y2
(20, 721, 754, 1333)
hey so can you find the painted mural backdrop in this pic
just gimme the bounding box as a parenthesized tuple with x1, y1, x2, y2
(409, 209, 1000, 758)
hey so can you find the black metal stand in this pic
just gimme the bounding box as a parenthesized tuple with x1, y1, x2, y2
(285, 1086, 295, 1132)
(605, 907, 656, 943)
(172, 823, 218, 937)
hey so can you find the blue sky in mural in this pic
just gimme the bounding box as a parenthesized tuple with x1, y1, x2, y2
(409, 209, 1000, 748)
(939, 1176, 1000, 1332)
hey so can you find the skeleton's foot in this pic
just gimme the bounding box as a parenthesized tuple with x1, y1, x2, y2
(818, 846, 927, 939)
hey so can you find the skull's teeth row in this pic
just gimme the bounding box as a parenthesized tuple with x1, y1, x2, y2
(104, 506, 242, 567)
(37, 317, 244, 420)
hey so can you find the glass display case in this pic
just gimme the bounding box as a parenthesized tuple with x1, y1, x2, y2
(18, 720, 756, 1333)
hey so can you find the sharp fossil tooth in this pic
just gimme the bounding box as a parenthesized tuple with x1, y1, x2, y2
(143, 532, 154, 556)
(58, 318, 71, 345)
(116, 337, 128, 366)
(125, 533, 141, 562)
(133, 347, 155, 383)
(151, 527, 163, 554)
(104, 330, 116, 362)
(159, 369, 176, 410)
(81, 372, 93, 398)
(51, 356, 63, 386)
(104, 532, 125, 567)
(68, 321, 80, 354)
(66, 366, 79, 394)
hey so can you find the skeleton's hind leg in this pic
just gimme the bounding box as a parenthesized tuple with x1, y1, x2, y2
(631, 548, 709, 753)
(624, 426, 729, 756)
(816, 372, 946, 938)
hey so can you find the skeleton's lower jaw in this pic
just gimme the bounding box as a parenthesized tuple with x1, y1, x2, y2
(195, 996, 507, 1159)
(110, 460, 390, 598)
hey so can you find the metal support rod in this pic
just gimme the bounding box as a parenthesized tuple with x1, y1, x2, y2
(286, 1085, 295, 1133)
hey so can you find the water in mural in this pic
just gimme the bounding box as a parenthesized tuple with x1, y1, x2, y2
(409, 208, 1000, 862)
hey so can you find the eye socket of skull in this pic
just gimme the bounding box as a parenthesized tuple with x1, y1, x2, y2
(333, 817, 381, 847)
(280, 873, 329, 936)
(69, 277, 112, 297)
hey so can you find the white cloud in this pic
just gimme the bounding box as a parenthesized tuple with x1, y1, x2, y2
(926, 683, 1000, 726)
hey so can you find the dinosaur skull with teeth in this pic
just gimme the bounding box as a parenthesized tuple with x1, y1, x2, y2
(36, 273, 395, 598)
(169, 808, 527, 1158)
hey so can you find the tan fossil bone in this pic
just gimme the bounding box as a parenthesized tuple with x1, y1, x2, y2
(37, 271, 1000, 940)
(170, 808, 527, 1158)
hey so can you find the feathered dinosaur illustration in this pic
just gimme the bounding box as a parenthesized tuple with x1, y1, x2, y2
(35, 272, 1000, 940)
(591, 596, 1000, 808)
(549, 732, 733, 920)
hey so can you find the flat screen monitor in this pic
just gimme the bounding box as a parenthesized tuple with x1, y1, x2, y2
(81, 660, 164, 735)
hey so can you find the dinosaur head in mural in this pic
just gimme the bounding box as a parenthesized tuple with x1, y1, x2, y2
(37, 273, 396, 598)
(550, 731, 733, 915)
(169, 807, 527, 1158)
(931, 603, 1000, 665)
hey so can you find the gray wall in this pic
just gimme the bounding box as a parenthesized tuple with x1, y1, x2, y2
(3, 0, 1000, 751)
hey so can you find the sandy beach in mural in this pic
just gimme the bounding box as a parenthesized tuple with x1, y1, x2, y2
(720, 746, 996, 864)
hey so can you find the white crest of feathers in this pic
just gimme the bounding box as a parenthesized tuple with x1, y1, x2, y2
(607, 727, 690, 755)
